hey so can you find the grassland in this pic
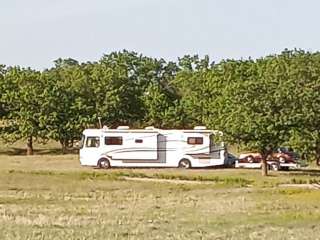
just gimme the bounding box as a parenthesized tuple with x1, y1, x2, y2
(0, 142, 320, 239)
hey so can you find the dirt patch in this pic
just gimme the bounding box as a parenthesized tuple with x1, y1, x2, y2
(123, 177, 215, 185)
(279, 184, 320, 189)
(124, 177, 320, 191)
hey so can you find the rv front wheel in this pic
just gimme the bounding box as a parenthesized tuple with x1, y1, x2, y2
(98, 158, 111, 169)
(178, 159, 191, 169)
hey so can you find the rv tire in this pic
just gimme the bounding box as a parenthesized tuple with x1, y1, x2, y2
(178, 159, 191, 169)
(98, 158, 111, 169)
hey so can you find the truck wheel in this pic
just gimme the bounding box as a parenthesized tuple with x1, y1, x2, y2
(247, 156, 254, 163)
(98, 158, 111, 169)
(279, 156, 286, 163)
(178, 159, 191, 169)
(270, 163, 280, 171)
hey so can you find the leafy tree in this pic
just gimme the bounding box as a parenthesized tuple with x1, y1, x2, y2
(283, 50, 320, 165)
(1, 48, 320, 168)
(0, 67, 45, 155)
(0, 65, 7, 118)
(54, 58, 79, 68)
(142, 83, 176, 128)
(90, 52, 144, 127)
(93, 50, 178, 128)
(170, 55, 213, 128)
(203, 54, 301, 176)
(41, 60, 96, 153)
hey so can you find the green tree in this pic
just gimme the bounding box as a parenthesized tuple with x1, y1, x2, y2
(205, 52, 311, 175)
(0, 67, 45, 155)
(169, 55, 213, 128)
(90, 52, 144, 127)
(92, 50, 178, 128)
(283, 50, 320, 165)
(0, 65, 7, 118)
(41, 60, 96, 153)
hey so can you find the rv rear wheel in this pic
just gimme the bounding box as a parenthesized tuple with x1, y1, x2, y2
(98, 158, 111, 169)
(178, 159, 191, 169)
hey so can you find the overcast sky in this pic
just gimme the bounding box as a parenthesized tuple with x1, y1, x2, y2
(1, 0, 319, 69)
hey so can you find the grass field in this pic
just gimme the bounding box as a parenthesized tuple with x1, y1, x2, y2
(1, 143, 320, 239)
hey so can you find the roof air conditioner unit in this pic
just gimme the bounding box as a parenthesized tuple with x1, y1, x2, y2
(117, 126, 130, 130)
(194, 126, 207, 130)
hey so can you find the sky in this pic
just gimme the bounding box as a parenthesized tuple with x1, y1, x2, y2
(1, 0, 320, 70)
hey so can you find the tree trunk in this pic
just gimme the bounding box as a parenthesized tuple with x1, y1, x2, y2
(316, 144, 320, 166)
(60, 139, 67, 154)
(261, 148, 272, 176)
(26, 136, 33, 155)
(261, 157, 268, 176)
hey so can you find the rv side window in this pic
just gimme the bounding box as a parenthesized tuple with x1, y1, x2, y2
(86, 137, 100, 148)
(105, 137, 123, 145)
(135, 139, 143, 143)
(187, 137, 203, 145)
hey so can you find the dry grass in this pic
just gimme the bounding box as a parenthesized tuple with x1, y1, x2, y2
(1, 147, 320, 239)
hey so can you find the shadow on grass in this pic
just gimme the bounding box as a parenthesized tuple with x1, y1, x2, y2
(288, 168, 320, 177)
(0, 147, 78, 156)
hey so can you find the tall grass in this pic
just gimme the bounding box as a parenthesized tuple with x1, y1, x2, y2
(1, 154, 320, 239)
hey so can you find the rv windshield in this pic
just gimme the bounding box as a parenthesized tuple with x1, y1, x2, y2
(210, 134, 224, 149)
(86, 137, 100, 148)
(79, 135, 85, 149)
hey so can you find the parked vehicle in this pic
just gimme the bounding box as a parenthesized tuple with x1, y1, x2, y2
(225, 153, 238, 167)
(79, 126, 227, 169)
(236, 147, 299, 171)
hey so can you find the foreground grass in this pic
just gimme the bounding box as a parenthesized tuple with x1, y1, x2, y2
(0, 155, 320, 239)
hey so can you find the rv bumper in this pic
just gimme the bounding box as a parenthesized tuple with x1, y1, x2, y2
(193, 158, 224, 167)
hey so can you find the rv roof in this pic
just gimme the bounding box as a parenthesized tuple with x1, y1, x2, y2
(82, 128, 220, 135)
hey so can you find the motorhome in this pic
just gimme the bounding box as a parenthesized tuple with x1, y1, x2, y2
(79, 126, 227, 169)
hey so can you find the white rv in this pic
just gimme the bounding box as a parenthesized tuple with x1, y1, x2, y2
(79, 126, 227, 169)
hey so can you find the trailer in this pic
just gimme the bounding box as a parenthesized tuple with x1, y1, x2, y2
(236, 149, 299, 171)
(79, 126, 227, 169)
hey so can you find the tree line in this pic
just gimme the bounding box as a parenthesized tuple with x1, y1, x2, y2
(0, 49, 319, 171)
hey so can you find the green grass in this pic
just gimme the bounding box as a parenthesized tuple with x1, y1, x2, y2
(1, 146, 320, 239)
